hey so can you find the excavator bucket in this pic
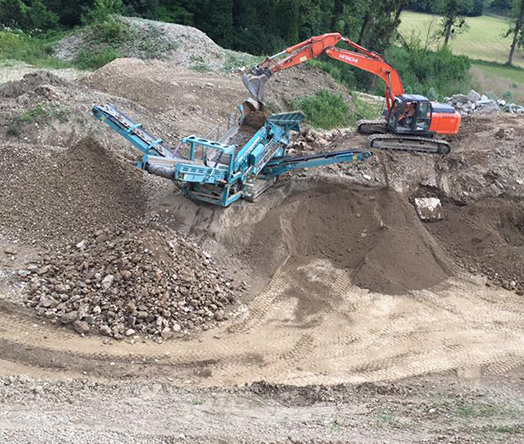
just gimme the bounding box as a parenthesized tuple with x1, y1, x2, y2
(242, 67, 273, 101)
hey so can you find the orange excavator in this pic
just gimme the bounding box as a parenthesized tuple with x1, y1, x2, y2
(243, 33, 461, 155)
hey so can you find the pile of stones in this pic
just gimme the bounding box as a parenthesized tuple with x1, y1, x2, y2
(446, 89, 524, 116)
(22, 225, 239, 340)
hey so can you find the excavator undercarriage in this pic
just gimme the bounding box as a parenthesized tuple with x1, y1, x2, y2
(357, 119, 451, 155)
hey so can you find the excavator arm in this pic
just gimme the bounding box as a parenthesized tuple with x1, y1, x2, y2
(243, 33, 404, 111)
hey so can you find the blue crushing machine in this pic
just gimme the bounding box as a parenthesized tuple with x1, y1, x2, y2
(92, 101, 372, 207)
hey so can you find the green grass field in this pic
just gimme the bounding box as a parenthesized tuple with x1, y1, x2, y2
(470, 61, 524, 102)
(398, 11, 524, 68)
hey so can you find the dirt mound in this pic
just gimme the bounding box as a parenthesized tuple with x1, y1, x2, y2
(83, 60, 357, 140)
(0, 138, 147, 247)
(57, 16, 255, 71)
(249, 185, 452, 295)
(428, 198, 524, 294)
(23, 224, 238, 339)
(0, 71, 67, 99)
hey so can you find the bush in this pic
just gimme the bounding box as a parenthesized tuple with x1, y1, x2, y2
(88, 15, 129, 44)
(81, 0, 122, 25)
(0, 30, 70, 68)
(502, 90, 514, 102)
(74, 46, 122, 69)
(290, 89, 379, 130)
(383, 40, 471, 100)
(291, 90, 351, 129)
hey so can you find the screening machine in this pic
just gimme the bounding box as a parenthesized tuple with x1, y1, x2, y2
(92, 102, 372, 207)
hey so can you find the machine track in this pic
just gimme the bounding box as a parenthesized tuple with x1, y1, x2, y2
(368, 133, 451, 155)
(357, 119, 388, 135)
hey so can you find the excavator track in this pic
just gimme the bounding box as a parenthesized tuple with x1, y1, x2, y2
(368, 133, 451, 155)
(357, 119, 388, 135)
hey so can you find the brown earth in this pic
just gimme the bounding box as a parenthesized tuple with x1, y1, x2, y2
(2, 41, 524, 442)
(0, 138, 147, 247)
(427, 197, 524, 292)
(82, 59, 354, 136)
(249, 185, 451, 295)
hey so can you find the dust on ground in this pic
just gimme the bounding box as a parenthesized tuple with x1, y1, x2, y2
(1, 374, 523, 443)
(1, 20, 524, 444)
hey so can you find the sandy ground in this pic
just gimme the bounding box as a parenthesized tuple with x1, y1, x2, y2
(1, 53, 524, 443)
(1, 374, 523, 444)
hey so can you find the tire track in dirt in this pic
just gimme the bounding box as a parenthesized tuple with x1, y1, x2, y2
(2, 260, 524, 386)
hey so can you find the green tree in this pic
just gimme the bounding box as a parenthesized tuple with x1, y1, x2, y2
(28, 0, 58, 31)
(122, 0, 158, 18)
(506, 0, 524, 65)
(43, 0, 95, 27)
(470, 0, 485, 15)
(156, 0, 196, 25)
(0, 0, 29, 29)
(0, 0, 58, 32)
(490, 0, 512, 14)
(82, 0, 123, 24)
(435, 0, 473, 47)
(195, 0, 233, 46)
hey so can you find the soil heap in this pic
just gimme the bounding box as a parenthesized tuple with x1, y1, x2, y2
(250, 185, 452, 295)
(0, 71, 67, 99)
(427, 197, 524, 294)
(24, 225, 238, 339)
(0, 138, 147, 247)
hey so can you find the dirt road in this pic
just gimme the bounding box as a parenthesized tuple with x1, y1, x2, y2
(1, 374, 523, 443)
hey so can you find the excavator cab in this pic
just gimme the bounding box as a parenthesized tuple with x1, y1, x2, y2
(387, 95, 433, 136)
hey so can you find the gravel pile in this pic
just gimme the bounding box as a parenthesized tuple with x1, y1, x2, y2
(0, 138, 147, 247)
(23, 225, 239, 339)
(0, 71, 67, 99)
(56, 15, 248, 70)
(446, 89, 524, 116)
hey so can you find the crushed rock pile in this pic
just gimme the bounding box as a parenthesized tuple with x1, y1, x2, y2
(56, 16, 254, 71)
(0, 138, 147, 247)
(0, 71, 67, 99)
(23, 225, 239, 339)
(446, 89, 524, 116)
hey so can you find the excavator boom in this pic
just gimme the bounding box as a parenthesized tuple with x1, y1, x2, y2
(243, 32, 404, 111)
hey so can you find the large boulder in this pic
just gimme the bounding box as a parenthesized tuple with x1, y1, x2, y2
(451, 94, 469, 105)
(467, 89, 481, 103)
(476, 100, 499, 113)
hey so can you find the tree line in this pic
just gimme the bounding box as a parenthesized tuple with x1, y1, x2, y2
(1, 0, 523, 65)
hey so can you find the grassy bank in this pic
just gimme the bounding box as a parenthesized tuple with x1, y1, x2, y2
(0, 30, 73, 69)
(290, 89, 381, 130)
(470, 60, 524, 103)
(399, 11, 524, 68)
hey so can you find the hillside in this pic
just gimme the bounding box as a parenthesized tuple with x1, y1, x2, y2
(2, 12, 524, 444)
(399, 11, 524, 102)
(399, 11, 523, 67)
